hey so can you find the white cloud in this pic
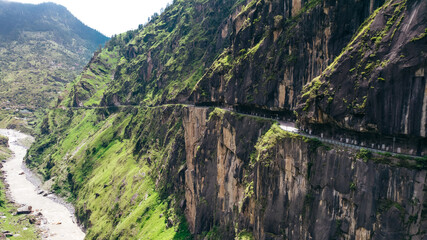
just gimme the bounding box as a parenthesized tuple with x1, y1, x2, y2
(7, 0, 172, 36)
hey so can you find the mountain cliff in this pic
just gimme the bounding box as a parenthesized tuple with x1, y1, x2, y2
(0, 1, 108, 110)
(26, 0, 427, 239)
(298, 0, 427, 155)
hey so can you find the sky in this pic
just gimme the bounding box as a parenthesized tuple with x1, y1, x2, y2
(7, 0, 172, 36)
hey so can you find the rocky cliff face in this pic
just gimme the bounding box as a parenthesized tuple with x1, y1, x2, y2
(298, 0, 427, 139)
(98, 0, 239, 107)
(191, 0, 385, 110)
(182, 107, 427, 239)
(98, 0, 386, 111)
(183, 107, 273, 236)
(29, 104, 427, 239)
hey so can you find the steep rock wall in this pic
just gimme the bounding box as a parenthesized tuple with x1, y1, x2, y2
(191, 0, 385, 110)
(99, 0, 239, 107)
(183, 108, 273, 236)
(27, 103, 427, 239)
(298, 0, 427, 139)
(183, 107, 427, 239)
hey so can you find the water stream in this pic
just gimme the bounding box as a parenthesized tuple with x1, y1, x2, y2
(0, 129, 85, 240)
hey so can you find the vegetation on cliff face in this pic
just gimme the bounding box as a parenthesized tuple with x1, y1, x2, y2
(25, 0, 427, 238)
(59, 43, 121, 108)
(298, 0, 427, 139)
(27, 106, 192, 239)
(99, 0, 240, 107)
(0, 1, 108, 111)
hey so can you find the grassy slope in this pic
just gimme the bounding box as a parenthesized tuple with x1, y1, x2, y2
(28, 106, 191, 239)
(0, 36, 81, 109)
(99, 0, 239, 106)
(0, 2, 108, 138)
(0, 110, 36, 135)
(58, 38, 121, 108)
(24, 0, 251, 238)
(0, 135, 10, 161)
(25, 0, 325, 238)
(0, 31, 107, 111)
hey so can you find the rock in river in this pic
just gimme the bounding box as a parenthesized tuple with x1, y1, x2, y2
(16, 205, 32, 214)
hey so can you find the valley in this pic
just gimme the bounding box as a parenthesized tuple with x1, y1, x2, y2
(0, 1, 108, 130)
(0, 129, 84, 239)
(0, 0, 427, 239)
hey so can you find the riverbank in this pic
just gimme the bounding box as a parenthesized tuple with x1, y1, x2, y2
(0, 133, 39, 239)
(0, 176, 39, 239)
(0, 129, 85, 240)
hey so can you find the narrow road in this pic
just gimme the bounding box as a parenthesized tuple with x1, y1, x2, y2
(214, 107, 421, 158)
(0, 129, 85, 240)
(57, 104, 423, 158)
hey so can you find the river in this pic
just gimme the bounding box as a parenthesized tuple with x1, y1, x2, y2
(0, 129, 85, 240)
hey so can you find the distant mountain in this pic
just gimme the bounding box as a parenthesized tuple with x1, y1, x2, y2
(0, 1, 108, 109)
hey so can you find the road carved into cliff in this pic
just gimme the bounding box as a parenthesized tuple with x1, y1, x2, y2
(54, 104, 423, 158)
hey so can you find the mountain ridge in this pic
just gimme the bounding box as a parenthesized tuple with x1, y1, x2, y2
(0, 0, 108, 111)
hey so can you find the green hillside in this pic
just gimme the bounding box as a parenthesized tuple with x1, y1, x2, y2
(0, 1, 108, 111)
(25, 0, 427, 239)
